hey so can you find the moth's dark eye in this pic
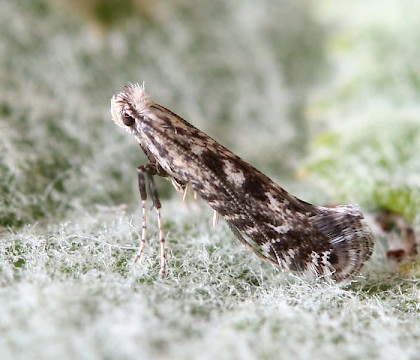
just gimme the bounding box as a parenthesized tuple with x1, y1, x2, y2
(123, 113, 135, 126)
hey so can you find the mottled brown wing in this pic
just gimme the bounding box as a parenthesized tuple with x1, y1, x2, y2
(140, 105, 373, 280)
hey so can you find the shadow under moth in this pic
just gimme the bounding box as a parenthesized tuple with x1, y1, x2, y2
(110, 83, 374, 282)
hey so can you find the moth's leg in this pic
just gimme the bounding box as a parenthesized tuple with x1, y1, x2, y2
(182, 183, 189, 201)
(212, 210, 219, 227)
(143, 164, 167, 279)
(228, 223, 278, 266)
(134, 165, 152, 264)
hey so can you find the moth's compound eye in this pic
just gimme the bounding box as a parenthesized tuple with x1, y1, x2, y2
(123, 113, 135, 126)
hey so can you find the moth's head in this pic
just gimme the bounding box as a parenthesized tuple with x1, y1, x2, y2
(110, 83, 152, 134)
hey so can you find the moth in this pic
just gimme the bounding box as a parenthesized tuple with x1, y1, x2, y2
(110, 83, 374, 282)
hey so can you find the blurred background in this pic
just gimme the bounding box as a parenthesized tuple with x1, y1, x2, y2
(2, 3, 420, 358)
(1, 0, 420, 231)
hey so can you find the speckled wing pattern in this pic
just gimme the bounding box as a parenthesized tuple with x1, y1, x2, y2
(110, 83, 374, 282)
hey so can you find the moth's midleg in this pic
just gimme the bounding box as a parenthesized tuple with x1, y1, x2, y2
(156, 207, 166, 279)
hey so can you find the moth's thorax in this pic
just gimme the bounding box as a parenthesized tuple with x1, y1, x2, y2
(133, 130, 180, 180)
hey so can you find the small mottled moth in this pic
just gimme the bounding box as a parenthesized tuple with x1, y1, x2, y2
(111, 83, 373, 282)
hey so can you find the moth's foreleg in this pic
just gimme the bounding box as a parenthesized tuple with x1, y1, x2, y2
(135, 164, 167, 279)
(139, 164, 167, 279)
(134, 165, 150, 266)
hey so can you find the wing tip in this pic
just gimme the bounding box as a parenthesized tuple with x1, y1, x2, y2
(314, 204, 374, 282)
